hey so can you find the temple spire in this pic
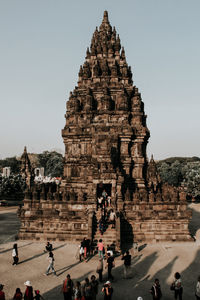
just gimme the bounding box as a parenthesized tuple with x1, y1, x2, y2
(102, 10, 109, 23)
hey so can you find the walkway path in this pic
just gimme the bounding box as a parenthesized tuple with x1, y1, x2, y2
(0, 204, 200, 299)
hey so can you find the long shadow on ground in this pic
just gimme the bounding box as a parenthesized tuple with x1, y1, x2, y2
(18, 244, 66, 264)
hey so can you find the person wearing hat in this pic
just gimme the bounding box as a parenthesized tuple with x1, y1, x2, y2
(0, 284, 5, 300)
(24, 281, 33, 300)
(102, 281, 113, 300)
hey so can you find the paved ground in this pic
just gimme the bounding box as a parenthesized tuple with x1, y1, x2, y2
(1, 204, 200, 300)
(0, 207, 20, 244)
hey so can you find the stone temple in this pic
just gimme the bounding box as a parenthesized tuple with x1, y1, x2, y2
(19, 11, 192, 247)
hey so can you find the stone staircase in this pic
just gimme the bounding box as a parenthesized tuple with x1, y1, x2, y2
(92, 209, 117, 251)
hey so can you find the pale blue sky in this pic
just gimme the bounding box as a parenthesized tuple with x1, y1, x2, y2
(0, 0, 199, 159)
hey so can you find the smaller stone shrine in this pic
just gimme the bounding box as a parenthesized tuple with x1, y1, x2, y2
(20, 146, 34, 187)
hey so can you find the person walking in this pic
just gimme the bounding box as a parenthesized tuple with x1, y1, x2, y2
(172, 272, 183, 300)
(44, 242, 53, 253)
(91, 275, 98, 300)
(97, 239, 104, 258)
(96, 258, 103, 282)
(13, 288, 23, 300)
(79, 241, 84, 262)
(150, 278, 162, 300)
(102, 281, 113, 300)
(24, 281, 34, 300)
(0, 284, 5, 300)
(195, 276, 200, 300)
(106, 253, 114, 281)
(121, 250, 131, 279)
(45, 251, 56, 276)
(12, 243, 19, 265)
(62, 274, 74, 300)
(82, 237, 88, 261)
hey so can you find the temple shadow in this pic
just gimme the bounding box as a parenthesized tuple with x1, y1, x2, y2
(39, 248, 200, 300)
(188, 205, 200, 238)
(18, 244, 66, 264)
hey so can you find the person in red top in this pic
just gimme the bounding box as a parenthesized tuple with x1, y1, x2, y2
(62, 274, 74, 300)
(97, 239, 104, 258)
(13, 288, 23, 300)
(0, 284, 5, 300)
(24, 281, 34, 300)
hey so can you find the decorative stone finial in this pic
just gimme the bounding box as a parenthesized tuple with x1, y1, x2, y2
(103, 10, 109, 23)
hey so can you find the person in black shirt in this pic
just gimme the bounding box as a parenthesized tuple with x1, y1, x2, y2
(45, 242, 53, 252)
(106, 253, 114, 280)
(121, 250, 131, 279)
(150, 278, 162, 300)
(102, 281, 113, 300)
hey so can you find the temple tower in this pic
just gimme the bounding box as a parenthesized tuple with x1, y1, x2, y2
(62, 11, 150, 206)
(19, 11, 192, 244)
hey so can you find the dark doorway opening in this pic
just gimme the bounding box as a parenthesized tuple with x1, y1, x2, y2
(97, 183, 111, 198)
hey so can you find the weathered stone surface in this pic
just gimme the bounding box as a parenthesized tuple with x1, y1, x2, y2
(19, 11, 192, 246)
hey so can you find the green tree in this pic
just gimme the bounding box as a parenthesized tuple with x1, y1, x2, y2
(182, 162, 200, 197)
(38, 151, 63, 177)
(0, 174, 25, 198)
(157, 160, 183, 186)
(0, 157, 21, 174)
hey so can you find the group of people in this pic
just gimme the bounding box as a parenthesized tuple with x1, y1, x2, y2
(62, 274, 101, 300)
(5, 239, 200, 300)
(78, 238, 92, 262)
(97, 192, 111, 210)
(98, 209, 116, 235)
(0, 281, 44, 300)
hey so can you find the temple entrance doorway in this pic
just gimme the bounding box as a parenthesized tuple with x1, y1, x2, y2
(97, 183, 111, 198)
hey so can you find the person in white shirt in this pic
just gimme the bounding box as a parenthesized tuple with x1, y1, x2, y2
(12, 243, 18, 265)
(45, 251, 56, 276)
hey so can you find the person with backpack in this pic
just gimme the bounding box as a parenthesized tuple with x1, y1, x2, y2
(62, 274, 74, 300)
(121, 250, 131, 279)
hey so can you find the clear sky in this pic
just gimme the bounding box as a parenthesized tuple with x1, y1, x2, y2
(0, 0, 199, 160)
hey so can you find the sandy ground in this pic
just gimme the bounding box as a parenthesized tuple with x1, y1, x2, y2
(1, 204, 200, 300)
